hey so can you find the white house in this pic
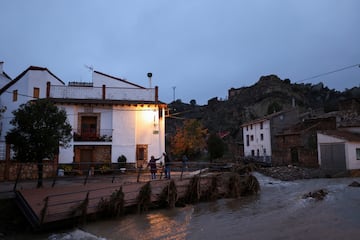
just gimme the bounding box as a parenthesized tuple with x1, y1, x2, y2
(317, 130, 360, 173)
(242, 108, 299, 165)
(0, 66, 65, 159)
(0, 64, 166, 170)
(242, 117, 271, 162)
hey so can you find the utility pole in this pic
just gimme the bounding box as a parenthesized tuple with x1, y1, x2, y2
(172, 86, 176, 102)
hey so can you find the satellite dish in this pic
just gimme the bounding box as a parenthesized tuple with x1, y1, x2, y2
(147, 72, 152, 78)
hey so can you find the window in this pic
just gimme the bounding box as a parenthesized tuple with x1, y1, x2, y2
(250, 124, 253, 130)
(250, 135, 254, 141)
(251, 150, 255, 156)
(13, 90, 18, 101)
(260, 122, 263, 129)
(81, 116, 98, 139)
(246, 135, 249, 146)
(257, 149, 260, 156)
(260, 133, 264, 141)
(33, 87, 40, 98)
(357, 148, 360, 160)
(246, 126, 248, 131)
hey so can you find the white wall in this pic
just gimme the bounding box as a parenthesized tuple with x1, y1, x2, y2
(112, 106, 137, 163)
(135, 106, 164, 163)
(346, 142, 360, 170)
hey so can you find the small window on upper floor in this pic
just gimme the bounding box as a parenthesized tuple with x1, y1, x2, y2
(13, 90, 18, 102)
(33, 87, 40, 98)
(250, 124, 253, 130)
(260, 122, 263, 129)
(260, 133, 264, 141)
(356, 148, 360, 160)
(250, 135, 254, 141)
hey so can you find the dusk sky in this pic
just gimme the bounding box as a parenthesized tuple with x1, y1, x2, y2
(1, 0, 359, 105)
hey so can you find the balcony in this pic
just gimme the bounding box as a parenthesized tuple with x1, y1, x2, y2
(73, 129, 113, 142)
(49, 85, 156, 102)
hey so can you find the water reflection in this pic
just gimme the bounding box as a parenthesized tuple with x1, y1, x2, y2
(81, 206, 194, 240)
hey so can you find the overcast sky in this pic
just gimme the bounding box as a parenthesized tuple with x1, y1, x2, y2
(1, 0, 359, 105)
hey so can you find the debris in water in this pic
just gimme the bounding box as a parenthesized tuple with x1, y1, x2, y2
(348, 181, 360, 187)
(302, 189, 328, 200)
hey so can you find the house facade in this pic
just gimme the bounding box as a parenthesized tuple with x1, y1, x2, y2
(0, 64, 166, 170)
(317, 130, 360, 174)
(272, 117, 337, 167)
(242, 108, 299, 165)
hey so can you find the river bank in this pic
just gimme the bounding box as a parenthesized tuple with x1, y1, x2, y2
(257, 165, 328, 181)
(0, 169, 259, 239)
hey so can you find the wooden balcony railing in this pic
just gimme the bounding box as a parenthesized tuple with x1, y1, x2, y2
(73, 129, 113, 142)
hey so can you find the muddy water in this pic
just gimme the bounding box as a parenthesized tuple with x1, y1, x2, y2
(15, 173, 360, 240)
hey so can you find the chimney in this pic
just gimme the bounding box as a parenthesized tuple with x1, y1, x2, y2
(102, 84, 106, 100)
(147, 72, 152, 88)
(155, 86, 158, 102)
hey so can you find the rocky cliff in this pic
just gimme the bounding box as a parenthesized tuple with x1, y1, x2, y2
(166, 74, 360, 142)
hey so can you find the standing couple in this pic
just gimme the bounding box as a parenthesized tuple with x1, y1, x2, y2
(147, 152, 171, 180)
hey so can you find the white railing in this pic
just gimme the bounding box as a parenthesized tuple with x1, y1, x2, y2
(50, 85, 156, 101)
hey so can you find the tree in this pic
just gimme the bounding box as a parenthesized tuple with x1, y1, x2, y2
(207, 133, 225, 161)
(267, 101, 282, 114)
(6, 99, 72, 188)
(171, 119, 207, 158)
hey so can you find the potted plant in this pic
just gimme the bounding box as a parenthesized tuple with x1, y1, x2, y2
(118, 155, 127, 173)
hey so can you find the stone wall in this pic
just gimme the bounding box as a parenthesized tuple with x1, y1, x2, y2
(0, 161, 57, 181)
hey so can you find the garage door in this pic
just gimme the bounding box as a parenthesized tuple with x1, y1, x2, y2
(320, 143, 346, 172)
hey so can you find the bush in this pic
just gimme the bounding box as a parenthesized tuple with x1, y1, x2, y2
(117, 155, 127, 168)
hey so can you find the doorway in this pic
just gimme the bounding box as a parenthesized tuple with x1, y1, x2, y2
(136, 144, 148, 168)
(80, 149, 93, 170)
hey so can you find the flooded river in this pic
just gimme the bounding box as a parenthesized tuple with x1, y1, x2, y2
(14, 173, 360, 240)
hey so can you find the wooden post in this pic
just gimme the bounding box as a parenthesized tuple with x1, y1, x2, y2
(40, 196, 49, 224)
(137, 167, 142, 183)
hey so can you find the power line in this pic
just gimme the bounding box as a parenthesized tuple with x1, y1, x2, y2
(296, 63, 360, 83)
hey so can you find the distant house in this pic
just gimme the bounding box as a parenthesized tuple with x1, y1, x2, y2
(0, 64, 166, 170)
(241, 108, 299, 165)
(273, 117, 337, 167)
(317, 129, 360, 174)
